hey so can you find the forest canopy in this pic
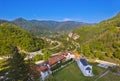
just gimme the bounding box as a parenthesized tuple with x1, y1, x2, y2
(0, 23, 45, 56)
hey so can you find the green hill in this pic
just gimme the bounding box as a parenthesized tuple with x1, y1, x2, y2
(12, 18, 91, 32)
(0, 23, 45, 56)
(71, 13, 120, 61)
(0, 18, 91, 36)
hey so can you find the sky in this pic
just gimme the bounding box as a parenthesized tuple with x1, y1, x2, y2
(0, 0, 120, 23)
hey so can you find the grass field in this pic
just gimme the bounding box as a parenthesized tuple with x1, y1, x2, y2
(97, 72, 120, 81)
(53, 62, 94, 81)
(50, 61, 120, 81)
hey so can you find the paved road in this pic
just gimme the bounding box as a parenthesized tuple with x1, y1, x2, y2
(0, 40, 61, 60)
(25, 40, 61, 60)
(25, 50, 43, 60)
(49, 41, 61, 49)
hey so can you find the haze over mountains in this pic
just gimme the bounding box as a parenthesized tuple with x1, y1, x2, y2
(0, 18, 92, 36)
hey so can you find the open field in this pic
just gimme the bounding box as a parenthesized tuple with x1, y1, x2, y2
(51, 61, 120, 81)
(97, 72, 120, 81)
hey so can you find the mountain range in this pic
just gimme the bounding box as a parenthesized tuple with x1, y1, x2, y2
(0, 18, 92, 36)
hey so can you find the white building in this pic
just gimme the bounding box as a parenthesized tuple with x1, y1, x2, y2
(77, 58, 93, 76)
(40, 71, 49, 80)
(65, 52, 75, 60)
(96, 59, 119, 69)
(39, 66, 49, 80)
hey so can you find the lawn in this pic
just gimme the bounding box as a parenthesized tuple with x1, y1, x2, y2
(52, 62, 105, 81)
(98, 72, 120, 81)
(50, 61, 120, 81)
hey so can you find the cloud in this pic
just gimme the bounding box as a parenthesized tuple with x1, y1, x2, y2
(63, 18, 72, 21)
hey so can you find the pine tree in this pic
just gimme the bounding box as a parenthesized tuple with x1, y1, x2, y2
(2, 47, 40, 81)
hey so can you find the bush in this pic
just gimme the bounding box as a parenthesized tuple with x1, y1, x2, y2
(94, 52, 104, 60)
(93, 68, 99, 75)
(34, 54, 43, 61)
(108, 67, 118, 72)
(113, 50, 120, 59)
(105, 52, 113, 57)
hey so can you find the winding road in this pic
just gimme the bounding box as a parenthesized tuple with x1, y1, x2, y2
(0, 39, 62, 60)
(25, 40, 61, 60)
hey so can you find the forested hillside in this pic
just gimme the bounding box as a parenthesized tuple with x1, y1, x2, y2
(70, 13, 120, 60)
(0, 23, 45, 56)
(38, 13, 120, 61)
(0, 18, 92, 36)
(12, 18, 91, 31)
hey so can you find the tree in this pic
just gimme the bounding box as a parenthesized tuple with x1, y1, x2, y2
(105, 52, 113, 57)
(83, 44, 91, 56)
(114, 50, 120, 59)
(94, 51, 104, 60)
(34, 54, 43, 61)
(43, 49, 51, 61)
(2, 47, 39, 81)
(112, 42, 120, 49)
(0, 23, 45, 56)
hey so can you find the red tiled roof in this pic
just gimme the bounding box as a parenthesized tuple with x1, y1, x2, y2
(36, 66, 41, 74)
(58, 51, 74, 56)
(64, 50, 68, 55)
(48, 55, 65, 66)
(58, 52, 64, 55)
(30, 64, 41, 75)
(39, 66, 48, 72)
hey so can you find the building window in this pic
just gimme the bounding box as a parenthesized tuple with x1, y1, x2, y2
(89, 70, 90, 73)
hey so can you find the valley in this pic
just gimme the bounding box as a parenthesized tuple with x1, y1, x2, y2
(0, 12, 120, 81)
(1, 0, 120, 81)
